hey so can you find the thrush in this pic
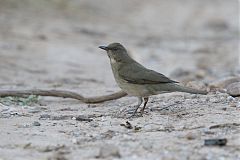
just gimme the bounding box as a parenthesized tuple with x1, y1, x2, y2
(99, 43, 207, 116)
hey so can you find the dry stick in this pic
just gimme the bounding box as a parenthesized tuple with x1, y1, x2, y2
(0, 89, 127, 103)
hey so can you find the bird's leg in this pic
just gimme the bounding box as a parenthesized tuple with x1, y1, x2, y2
(127, 97, 143, 117)
(132, 97, 143, 116)
(140, 97, 149, 115)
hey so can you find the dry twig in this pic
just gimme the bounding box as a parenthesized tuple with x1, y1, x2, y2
(0, 89, 127, 103)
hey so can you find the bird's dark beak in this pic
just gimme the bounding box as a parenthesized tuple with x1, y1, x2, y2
(99, 46, 109, 51)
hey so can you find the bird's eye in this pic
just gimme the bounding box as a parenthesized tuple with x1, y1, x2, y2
(112, 47, 118, 51)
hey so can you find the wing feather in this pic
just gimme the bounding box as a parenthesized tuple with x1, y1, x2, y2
(118, 62, 178, 84)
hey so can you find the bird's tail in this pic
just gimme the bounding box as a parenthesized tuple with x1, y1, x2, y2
(153, 83, 208, 95)
(169, 83, 207, 95)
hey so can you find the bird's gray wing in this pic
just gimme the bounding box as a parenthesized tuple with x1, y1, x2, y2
(118, 63, 178, 84)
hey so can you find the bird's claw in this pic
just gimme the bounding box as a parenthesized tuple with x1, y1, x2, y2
(127, 112, 143, 119)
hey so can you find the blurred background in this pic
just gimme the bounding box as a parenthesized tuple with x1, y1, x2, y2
(0, 0, 239, 94)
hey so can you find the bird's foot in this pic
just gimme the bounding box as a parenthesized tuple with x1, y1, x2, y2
(124, 105, 149, 118)
(125, 108, 140, 118)
(125, 107, 137, 114)
(127, 108, 150, 118)
(127, 112, 143, 119)
(140, 109, 150, 116)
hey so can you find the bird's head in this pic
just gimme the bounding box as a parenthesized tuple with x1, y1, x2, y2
(99, 43, 129, 63)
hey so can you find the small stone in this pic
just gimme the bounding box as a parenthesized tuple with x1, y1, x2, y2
(120, 121, 133, 129)
(141, 141, 153, 150)
(221, 107, 227, 111)
(134, 126, 142, 131)
(89, 122, 99, 127)
(229, 103, 236, 107)
(185, 132, 198, 140)
(51, 115, 71, 120)
(209, 123, 240, 129)
(227, 96, 235, 102)
(237, 102, 240, 108)
(72, 138, 78, 144)
(18, 124, 31, 128)
(205, 19, 229, 31)
(100, 130, 116, 139)
(75, 115, 93, 122)
(195, 70, 207, 79)
(50, 152, 68, 160)
(27, 107, 42, 113)
(37, 34, 47, 41)
(87, 104, 98, 108)
(23, 143, 32, 149)
(209, 77, 240, 89)
(39, 114, 51, 120)
(205, 97, 210, 102)
(202, 128, 215, 135)
(16, 44, 25, 50)
(39, 145, 65, 152)
(32, 121, 41, 126)
(97, 144, 121, 158)
(72, 117, 76, 120)
(226, 82, 240, 97)
(189, 94, 197, 99)
(204, 138, 227, 146)
(209, 97, 221, 103)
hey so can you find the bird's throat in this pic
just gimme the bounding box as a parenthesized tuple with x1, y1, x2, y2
(110, 57, 117, 64)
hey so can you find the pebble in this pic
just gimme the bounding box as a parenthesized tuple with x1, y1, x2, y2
(229, 102, 236, 107)
(205, 97, 210, 102)
(51, 115, 71, 120)
(237, 102, 240, 108)
(185, 132, 199, 140)
(28, 109, 41, 114)
(204, 138, 227, 146)
(89, 121, 99, 127)
(202, 128, 215, 135)
(71, 138, 78, 144)
(39, 145, 65, 152)
(205, 19, 229, 31)
(227, 96, 235, 102)
(32, 121, 41, 126)
(141, 141, 153, 150)
(195, 69, 207, 79)
(209, 97, 221, 103)
(209, 76, 240, 89)
(1, 107, 18, 115)
(72, 117, 76, 120)
(99, 130, 116, 139)
(226, 82, 240, 97)
(96, 144, 121, 158)
(27, 107, 43, 113)
(18, 124, 31, 128)
(39, 114, 51, 120)
(36, 34, 47, 41)
(75, 115, 93, 122)
(221, 107, 227, 111)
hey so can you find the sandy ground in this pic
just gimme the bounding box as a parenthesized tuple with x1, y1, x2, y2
(0, 0, 240, 159)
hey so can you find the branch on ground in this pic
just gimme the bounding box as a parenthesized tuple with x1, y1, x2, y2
(0, 89, 127, 103)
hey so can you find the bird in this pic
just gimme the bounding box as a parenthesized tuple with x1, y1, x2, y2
(99, 43, 207, 116)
